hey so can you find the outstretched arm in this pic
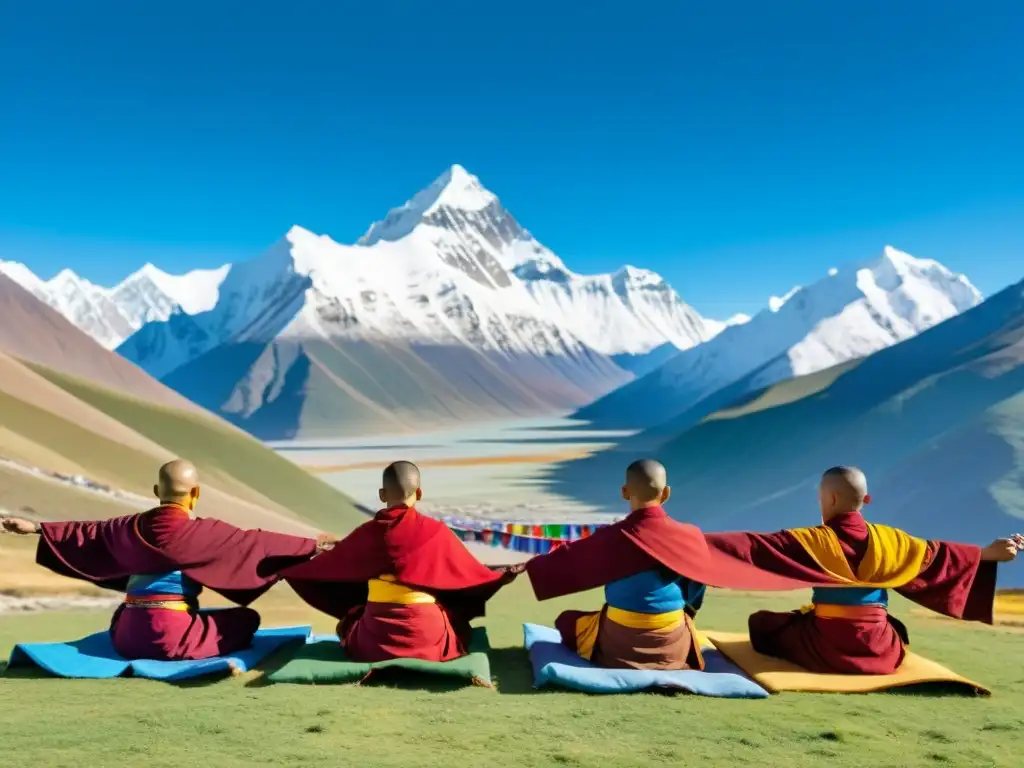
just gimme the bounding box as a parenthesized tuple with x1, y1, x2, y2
(895, 535, 1022, 623)
(704, 529, 827, 581)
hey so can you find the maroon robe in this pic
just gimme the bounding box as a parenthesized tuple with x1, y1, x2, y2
(526, 505, 814, 602)
(705, 512, 998, 674)
(283, 505, 516, 662)
(36, 505, 318, 660)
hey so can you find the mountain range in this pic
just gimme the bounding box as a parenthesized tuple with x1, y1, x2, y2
(111, 166, 744, 438)
(0, 165, 985, 443)
(575, 246, 983, 429)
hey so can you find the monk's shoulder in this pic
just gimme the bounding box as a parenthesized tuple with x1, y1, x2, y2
(138, 505, 195, 546)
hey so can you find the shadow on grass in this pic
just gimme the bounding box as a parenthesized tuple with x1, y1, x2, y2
(878, 682, 991, 698)
(0, 637, 309, 689)
(489, 646, 536, 694)
(0, 662, 232, 687)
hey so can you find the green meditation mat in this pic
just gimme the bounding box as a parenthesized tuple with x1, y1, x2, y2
(266, 627, 493, 687)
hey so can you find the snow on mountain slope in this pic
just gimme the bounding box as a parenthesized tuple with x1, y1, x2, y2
(0, 260, 229, 349)
(119, 218, 633, 438)
(511, 259, 719, 356)
(111, 263, 229, 329)
(360, 164, 720, 357)
(574, 245, 983, 429)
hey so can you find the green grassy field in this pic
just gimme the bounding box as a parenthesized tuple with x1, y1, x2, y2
(1, 585, 1022, 768)
(20, 363, 365, 532)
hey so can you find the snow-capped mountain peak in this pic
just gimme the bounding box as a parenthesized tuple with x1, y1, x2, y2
(350, 166, 723, 357)
(614, 265, 667, 290)
(116, 261, 229, 316)
(359, 164, 498, 246)
(575, 244, 983, 429)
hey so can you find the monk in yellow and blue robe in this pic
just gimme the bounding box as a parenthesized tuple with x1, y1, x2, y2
(556, 567, 708, 669)
(527, 460, 809, 670)
(706, 466, 1023, 674)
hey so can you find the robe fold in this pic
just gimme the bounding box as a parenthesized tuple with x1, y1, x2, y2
(525, 505, 814, 669)
(35, 505, 318, 660)
(705, 512, 998, 674)
(526, 505, 814, 600)
(282, 505, 515, 662)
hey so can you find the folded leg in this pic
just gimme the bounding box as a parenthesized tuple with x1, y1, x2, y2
(555, 608, 702, 669)
(748, 609, 906, 674)
(112, 606, 261, 661)
(341, 602, 463, 663)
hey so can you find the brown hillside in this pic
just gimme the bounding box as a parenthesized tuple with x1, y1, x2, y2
(0, 273, 203, 412)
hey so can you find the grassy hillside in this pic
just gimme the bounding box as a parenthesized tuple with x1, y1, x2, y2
(1, 586, 1021, 767)
(548, 278, 1024, 585)
(20, 363, 365, 533)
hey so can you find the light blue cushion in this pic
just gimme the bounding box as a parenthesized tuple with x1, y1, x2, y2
(6, 625, 311, 681)
(522, 623, 769, 697)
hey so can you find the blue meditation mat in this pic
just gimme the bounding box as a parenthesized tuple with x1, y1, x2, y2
(522, 623, 769, 697)
(5, 625, 312, 681)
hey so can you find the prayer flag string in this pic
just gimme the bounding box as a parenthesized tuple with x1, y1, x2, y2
(442, 517, 616, 554)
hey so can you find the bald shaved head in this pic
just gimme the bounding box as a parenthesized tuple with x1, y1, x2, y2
(380, 461, 422, 507)
(818, 465, 870, 520)
(155, 459, 200, 509)
(622, 459, 670, 509)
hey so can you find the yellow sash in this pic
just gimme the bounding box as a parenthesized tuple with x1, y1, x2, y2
(123, 598, 191, 612)
(788, 522, 929, 588)
(366, 574, 437, 604)
(606, 606, 684, 631)
(575, 606, 685, 660)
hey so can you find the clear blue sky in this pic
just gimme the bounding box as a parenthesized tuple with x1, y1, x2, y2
(1, 1, 1021, 318)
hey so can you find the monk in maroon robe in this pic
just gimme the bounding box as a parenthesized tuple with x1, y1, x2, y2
(525, 459, 813, 670)
(705, 466, 1023, 674)
(0, 459, 334, 661)
(283, 461, 519, 663)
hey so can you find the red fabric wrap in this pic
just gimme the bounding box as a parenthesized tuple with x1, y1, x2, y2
(282, 506, 514, 652)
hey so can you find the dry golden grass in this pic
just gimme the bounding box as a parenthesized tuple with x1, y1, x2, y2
(0, 535, 108, 597)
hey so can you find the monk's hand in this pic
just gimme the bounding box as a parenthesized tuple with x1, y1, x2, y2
(0, 517, 41, 535)
(315, 533, 339, 553)
(982, 537, 1021, 562)
(493, 563, 526, 583)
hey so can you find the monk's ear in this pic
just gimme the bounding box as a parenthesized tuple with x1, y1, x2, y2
(621, 485, 630, 501)
(378, 489, 386, 504)
(192, 486, 200, 501)
(415, 488, 423, 501)
(863, 493, 871, 505)
(152, 484, 159, 499)
(661, 486, 671, 504)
